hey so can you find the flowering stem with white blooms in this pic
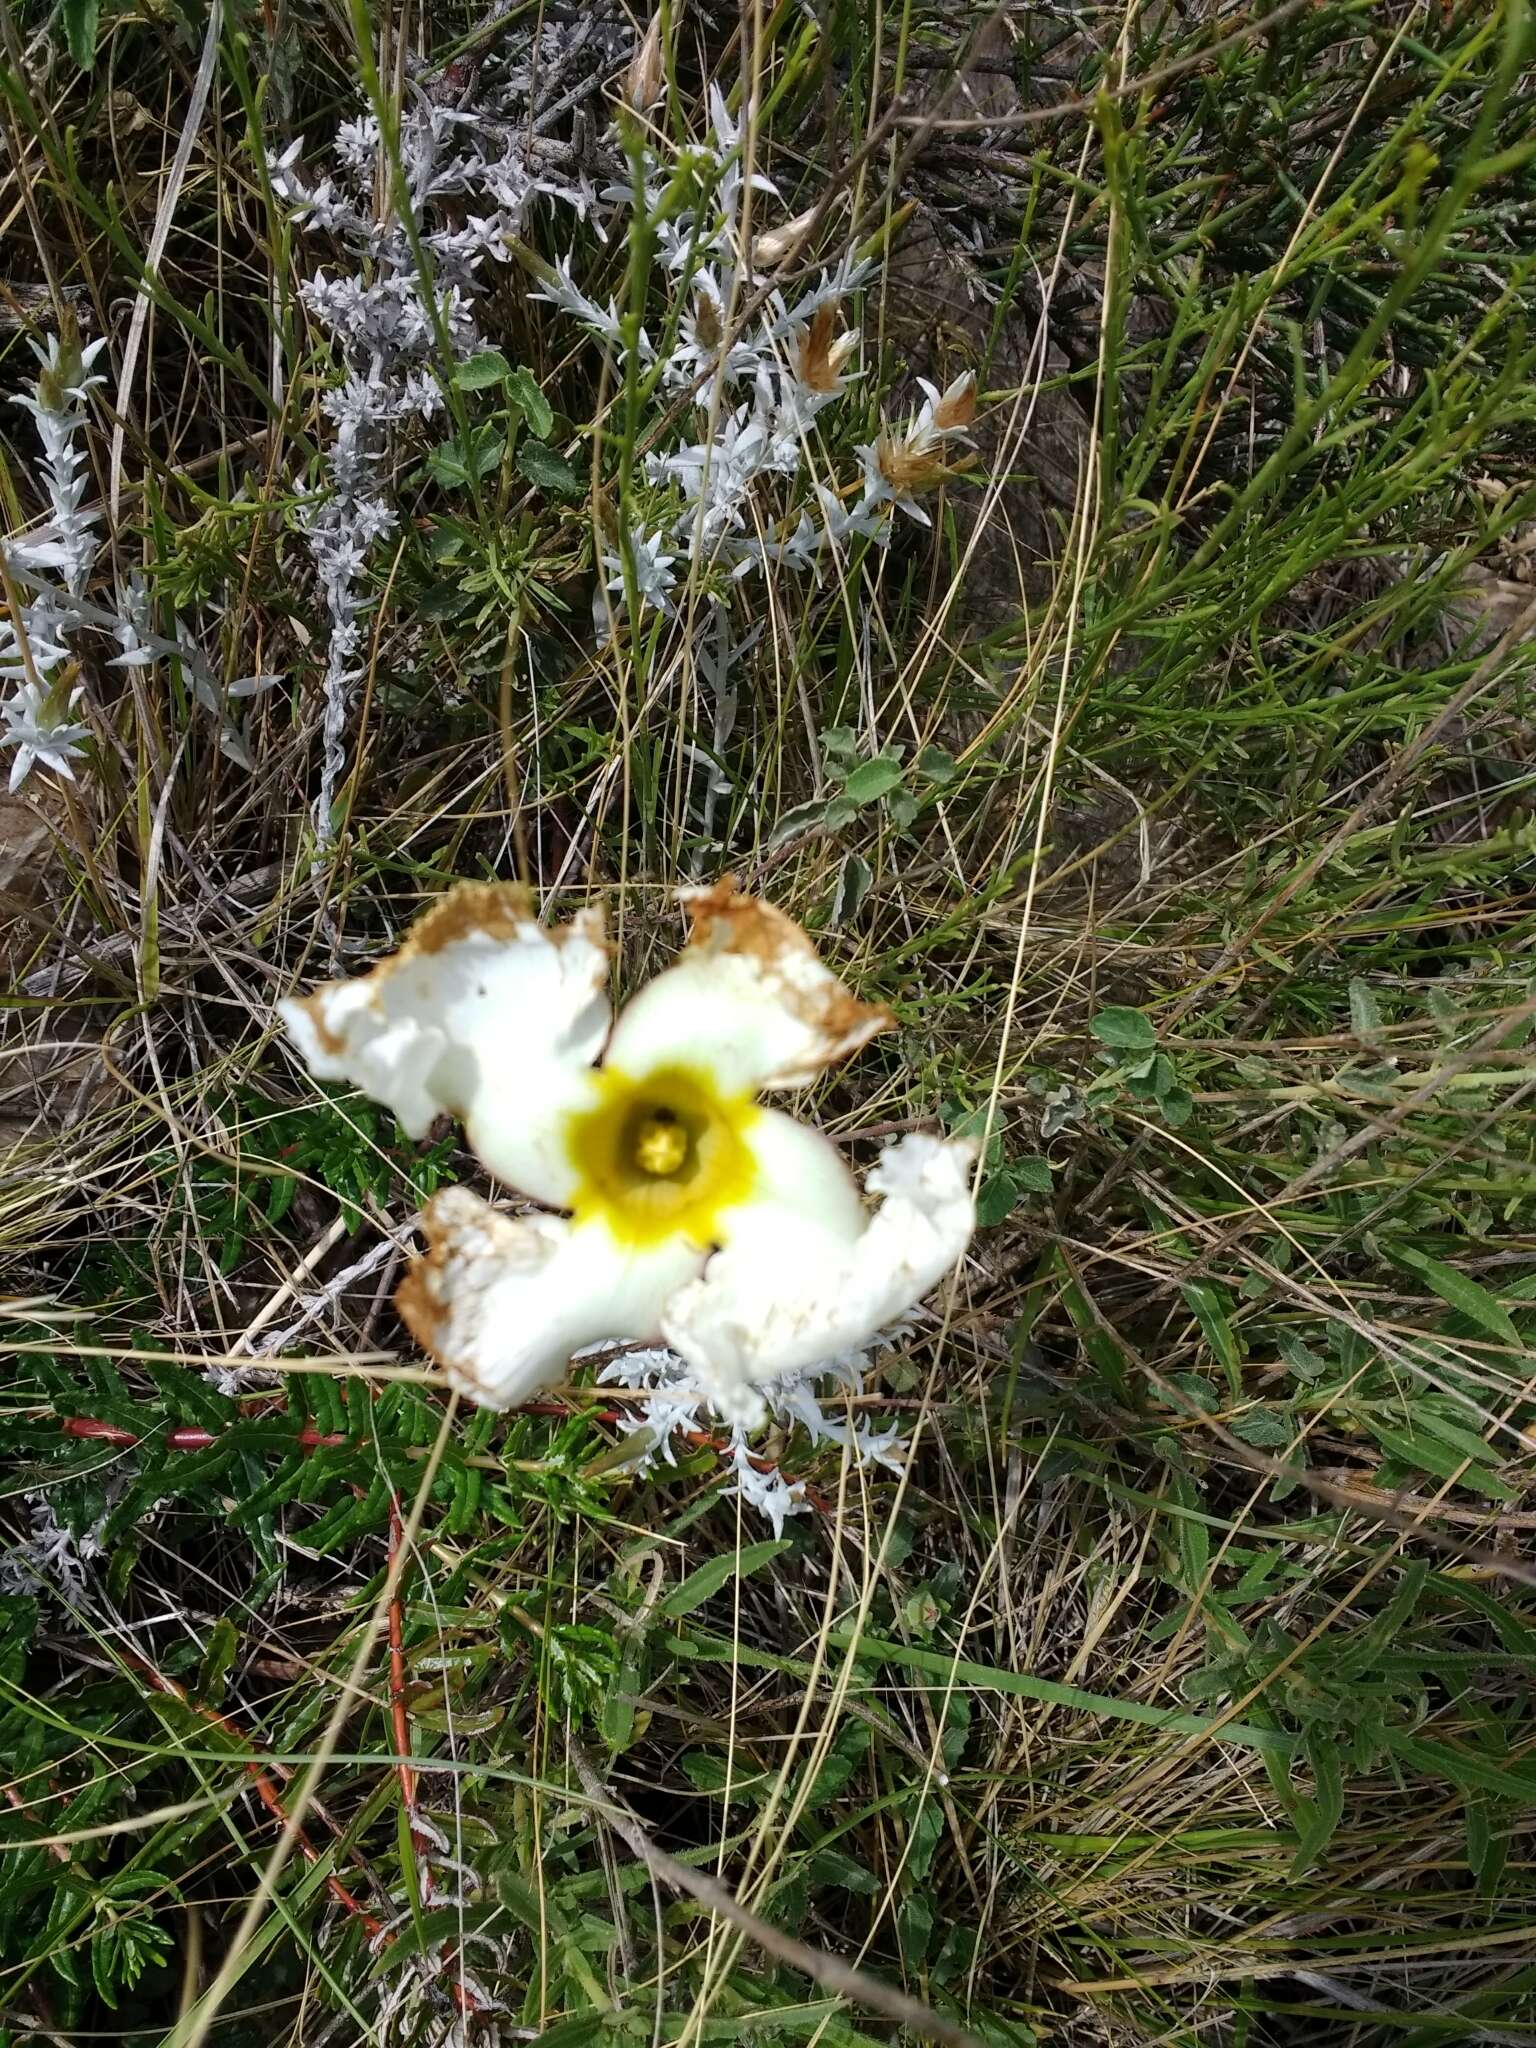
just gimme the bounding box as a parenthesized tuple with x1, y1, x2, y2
(267, 18, 619, 849)
(0, 327, 106, 794)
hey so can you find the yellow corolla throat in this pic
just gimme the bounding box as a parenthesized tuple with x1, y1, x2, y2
(563, 1065, 761, 1248)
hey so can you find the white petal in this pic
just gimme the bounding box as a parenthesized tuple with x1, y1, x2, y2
(721, 1106, 867, 1262)
(278, 884, 609, 1206)
(660, 1134, 977, 1426)
(605, 879, 891, 1094)
(398, 1186, 706, 1410)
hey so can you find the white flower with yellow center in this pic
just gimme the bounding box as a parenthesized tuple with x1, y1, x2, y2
(278, 880, 975, 1426)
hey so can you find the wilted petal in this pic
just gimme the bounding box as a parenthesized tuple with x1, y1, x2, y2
(604, 879, 891, 1093)
(660, 1134, 977, 1425)
(279, 883, 609, 1206)
(397, 1186, 705, 1410)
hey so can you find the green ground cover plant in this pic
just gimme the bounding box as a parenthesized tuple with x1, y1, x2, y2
(3, 0, 1536, 2042)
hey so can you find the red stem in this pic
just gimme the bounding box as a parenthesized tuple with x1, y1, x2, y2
(386, 1503, 419, 1819)
(125, 1653, 385, 1939)
(61, 1404, 832, 1505)
(62, 1416, 346, 1451)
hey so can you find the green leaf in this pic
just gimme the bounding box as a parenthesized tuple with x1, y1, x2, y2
(831, 851, 872, 925)
(196, 1618, 239, 1704)
(1348, 976, 1383, 1039)
(1465, 1796, 1510, 1895)
(769, 797, 841, 849)
(1172, 1371, 1220, 1414)
(1159, 1085, 1195, 1127)
(1279, 1333, 1328, 1381)
(1170, 1471, 1208, 1590)
(62, 0, 100, 67)
(520, 2020, 609, 2048)
(1391, 1732, 1536, 1805)
(505, 366, 555, 440)
(1232, 1405, 1295, 1448)
(601, 1640, 644, 1752)
(517, 439, 583, 498)
(680, 1750, 736, 1793)
(1056, 1254, 1134, 1403)
(1395, 1248, 1519, 1344)
(842, 756, 905, 804)
(1368, 1421, 1516, 1500)
(426, 428, 504, 488)
(1292, 1727, 1344, 1873)
(1182, 1279, 1242, 1391)
(817, 1627, 1294, 1756)
(1012, 1155, 1054, 1194)
(973, 2018, 1040, 2048)
(1126, 1050, 1164, 1094)
(1413, 1403, 1507, 1469)
(975, 1170, 1019, 1228)
(659, 1538, 791, 1618)
(454, 348, 511, 390)
(897, 1891, 934, 1970)
(1091, 1006, 1157, 1052)
(916, 744, 958, 784)
(806, 1850, 880, 1894)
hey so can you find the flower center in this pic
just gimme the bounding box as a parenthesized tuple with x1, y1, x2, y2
(632, 1108, 689, 1178)
(564, 1065, 759, 1248)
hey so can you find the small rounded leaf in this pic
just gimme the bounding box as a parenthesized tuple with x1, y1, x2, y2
(1091, 1006, 1157, 1052)
(843, 756, 905, 804)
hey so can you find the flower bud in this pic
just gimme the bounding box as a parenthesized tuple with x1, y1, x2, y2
(753, 204, 819, 268)
(625, 14, 664, 115)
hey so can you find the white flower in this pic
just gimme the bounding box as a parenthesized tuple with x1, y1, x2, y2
(8, 332, 106, 598)
(725, 1433, 807, 1537)
(856, 371, 977, 527)
(108, 570, 156, 668)
(0, 1491, 106, 1608)
(605, 528, 676, 613)
(780, 303, 860, 419)
(0, 587, 79, 679)
(2, 674, 90, 792)
(532, 254, 625, 347)
(267, 135, 309, 202)
(334, 116, 380, 169)
(762, 253, 876, 345)
(279, 880, 976, 1426)
(909, 371, 977, 452)
(855, 438, 917, 524)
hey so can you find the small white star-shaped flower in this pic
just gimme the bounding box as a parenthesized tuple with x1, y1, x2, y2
(2, 676, 90, 792)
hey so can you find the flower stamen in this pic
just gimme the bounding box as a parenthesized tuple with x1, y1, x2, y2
(633, 1108, 689, 1178)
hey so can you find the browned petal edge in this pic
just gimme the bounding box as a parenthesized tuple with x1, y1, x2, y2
(877, 437, 978, 493)
(798, 302, 848, 394)
(394, 1221, 449, 1362)
(404, 879, 538, 957)
(394, 1193, 496, 1401)
(292, 883, 608, 1056)
(932, 371, 976, 433)
(290, 985, 350, 1059)
(396, 878, 613, 961)
(682, 876, 895, 1057)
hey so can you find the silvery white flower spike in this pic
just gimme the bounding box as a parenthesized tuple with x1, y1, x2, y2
(279, 880, 976, 1425)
